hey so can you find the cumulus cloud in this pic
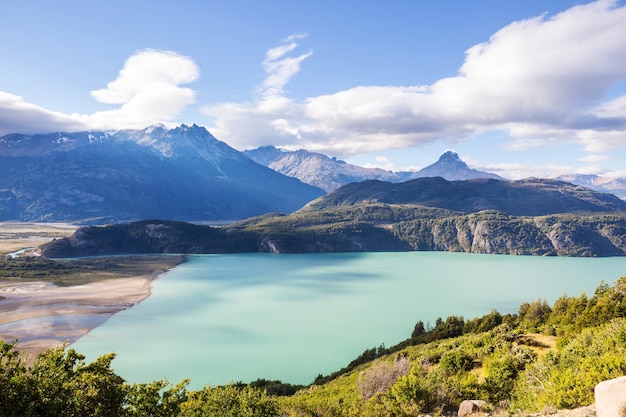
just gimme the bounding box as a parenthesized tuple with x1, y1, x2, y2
(0, 49, 199, 135)
(91, 49, 199, 105)
(83, 49, 199, 129)
(203, 0, 626, 158)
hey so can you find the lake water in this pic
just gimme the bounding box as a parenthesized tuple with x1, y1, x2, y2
(72, 252, 626, 389)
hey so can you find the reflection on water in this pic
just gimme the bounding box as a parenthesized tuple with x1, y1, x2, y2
(72, 252, 626, 388)
(0, 314, 110, 343)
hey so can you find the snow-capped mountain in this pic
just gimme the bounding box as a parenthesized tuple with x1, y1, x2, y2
(555, 173, 626, 200)
(245, 147, 501, 190)
(244, 146, 406, 192)
(410, 151, 503, 181)
(0, 125, 324, 223)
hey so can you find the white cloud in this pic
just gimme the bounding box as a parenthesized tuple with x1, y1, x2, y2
(203, 35, 314, 149)
(84, 49, 199, 129)
(361, 156, 396, 171)
(203, 0, 626, 158)
(578, 154, 611, 163)
(0, 92, 87, 135)
(91, 49, 199, 105)
(0, 49, 199, 135)
(484, 162, 573, 180)
(259, 33, 312, 99)
(577, 164, 607, 175)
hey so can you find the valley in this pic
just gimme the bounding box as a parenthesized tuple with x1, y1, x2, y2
(1, 125, 626, 416)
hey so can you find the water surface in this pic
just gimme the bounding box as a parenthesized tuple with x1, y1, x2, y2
(72, 252, 626, 388)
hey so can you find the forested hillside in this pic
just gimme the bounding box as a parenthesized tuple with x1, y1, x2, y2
(39, 209, 626, 258)
(37, 176, 626, 258)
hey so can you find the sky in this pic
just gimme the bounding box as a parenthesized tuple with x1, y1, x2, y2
(1, 0, 626, 179)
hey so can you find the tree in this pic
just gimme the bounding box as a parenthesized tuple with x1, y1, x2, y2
(179, 384, 279, 417)
(411, 321, 425, 338)
(124, 379, 189, 417)
(0, 342, 126, 417)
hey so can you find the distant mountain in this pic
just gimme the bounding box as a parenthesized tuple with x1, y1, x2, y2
(410, 151, 503, 180)
(302, 177, 626, 216)
(245, 147, 501, 191)
(0, 125, 324, 223)
(244, 146, 403, 192)
(555, 173, 626, 200)
(40, 177, 626, 258)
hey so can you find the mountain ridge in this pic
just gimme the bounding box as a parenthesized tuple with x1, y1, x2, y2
(301, 176, 626, 216)
(0, 125, 324, 223)
(246, 146, 626, 201)
(245, 147, 502, 191)
(244, 146, 405, 192)
(38, 177, 626, 258)
(555, 173, 626, 200)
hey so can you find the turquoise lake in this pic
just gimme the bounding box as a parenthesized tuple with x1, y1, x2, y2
(71, 252, 626, 389)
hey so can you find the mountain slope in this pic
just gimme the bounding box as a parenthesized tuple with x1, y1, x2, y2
(0, 125, 324, 223)
(410, 150, 503, 180)
(244, 146, 402, 192)
(244, 147, 502, 191)
(556, 173, 626, 200)
(301, 177, 626, 216)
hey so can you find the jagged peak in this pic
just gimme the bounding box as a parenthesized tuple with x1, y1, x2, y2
(437, 150, 467, 166)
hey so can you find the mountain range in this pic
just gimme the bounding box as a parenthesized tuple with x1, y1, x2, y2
(0, 125, 323, 223)
(246, 146, 626, 201)
(555, 173, 626, 200)
(244, 147, 501, 192)
(2, 123, 625, 227)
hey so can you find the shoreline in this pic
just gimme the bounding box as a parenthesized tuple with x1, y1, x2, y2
(0, 270, 165, 361)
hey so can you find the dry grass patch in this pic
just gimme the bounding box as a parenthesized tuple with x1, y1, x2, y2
(0, 222, 77, 255)
(517, 333, 558, 356)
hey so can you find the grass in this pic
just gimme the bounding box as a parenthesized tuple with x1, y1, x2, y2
(0, 255, 185, 286)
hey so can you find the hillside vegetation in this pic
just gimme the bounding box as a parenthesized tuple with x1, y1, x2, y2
(2, 276, 626, 416)
(38, 208, 626, 258)
(37, 177, 626, 258)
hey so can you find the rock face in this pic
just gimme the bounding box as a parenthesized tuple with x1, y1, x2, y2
(595, 376, 626, 417)
(0, 125, 324, 223)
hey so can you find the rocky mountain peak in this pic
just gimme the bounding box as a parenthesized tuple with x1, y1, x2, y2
(438, 150, 464, 164)
(411, 151, 502, 181)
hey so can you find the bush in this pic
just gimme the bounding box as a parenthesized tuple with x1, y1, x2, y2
(357, 355, 411, 400)
(512, 319, 626, 410)
(179, 384, 279, 417)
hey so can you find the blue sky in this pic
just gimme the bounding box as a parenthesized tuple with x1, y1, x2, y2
(1, 0, 626, 179)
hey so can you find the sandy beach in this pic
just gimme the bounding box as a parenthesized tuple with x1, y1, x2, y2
(0, 273, 158, 359)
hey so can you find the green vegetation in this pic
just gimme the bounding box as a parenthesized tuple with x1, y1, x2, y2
(2, 276, 626, 416)
(0, 343, 278, 417)
(0, 255, 184, 286)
